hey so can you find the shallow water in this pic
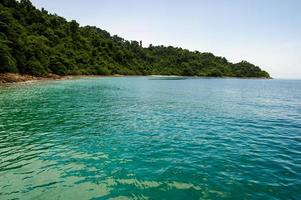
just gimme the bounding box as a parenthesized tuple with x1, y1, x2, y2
(0, 77, 300, 199)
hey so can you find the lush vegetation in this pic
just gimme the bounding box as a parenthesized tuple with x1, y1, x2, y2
(0, 0, 270, 78)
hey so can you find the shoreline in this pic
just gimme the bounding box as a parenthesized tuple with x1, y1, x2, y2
(0, 73, 271, 84)
(0, 73, 125, 84)
(0, 73, 64, 84)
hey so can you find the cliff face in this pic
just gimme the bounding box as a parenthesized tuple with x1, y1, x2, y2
(0, 0, 270, 78)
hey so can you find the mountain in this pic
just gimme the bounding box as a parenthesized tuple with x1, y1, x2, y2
(0, 0, 270, 78)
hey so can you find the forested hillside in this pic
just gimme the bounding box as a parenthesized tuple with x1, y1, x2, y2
(0, 0, 270, 78)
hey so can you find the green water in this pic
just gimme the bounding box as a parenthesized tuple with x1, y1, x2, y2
(0, 77, 300, 199)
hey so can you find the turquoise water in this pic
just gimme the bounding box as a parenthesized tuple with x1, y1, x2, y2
(0, 77, 300, 199)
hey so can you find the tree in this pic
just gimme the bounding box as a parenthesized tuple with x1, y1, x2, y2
(0, 0, 270, 78)
(0, 40, 17, 72)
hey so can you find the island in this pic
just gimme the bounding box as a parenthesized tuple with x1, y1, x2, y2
(0, 0, 270, 81)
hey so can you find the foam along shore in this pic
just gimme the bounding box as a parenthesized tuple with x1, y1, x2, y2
(149, 75, 187, 80)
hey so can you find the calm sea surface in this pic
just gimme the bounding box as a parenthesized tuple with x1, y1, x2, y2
(0, 77, 300, 199)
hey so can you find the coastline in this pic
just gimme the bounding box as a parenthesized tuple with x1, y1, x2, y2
(0, 73, 271, 84)
(0, 73, 125, 84)
(0, 73, 64, 84)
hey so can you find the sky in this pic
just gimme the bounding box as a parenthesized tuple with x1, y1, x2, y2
(31, 0, 301, 79)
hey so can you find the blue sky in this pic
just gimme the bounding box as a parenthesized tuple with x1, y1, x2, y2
(31, 0, 301, 79)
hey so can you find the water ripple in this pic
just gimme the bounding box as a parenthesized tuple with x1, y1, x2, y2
(0, 78, 301, 199)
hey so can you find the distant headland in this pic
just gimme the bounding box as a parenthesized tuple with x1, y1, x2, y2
(0, 0, 270, 79)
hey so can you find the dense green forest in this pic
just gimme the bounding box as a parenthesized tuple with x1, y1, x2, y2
(0, 0, 270, 78)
